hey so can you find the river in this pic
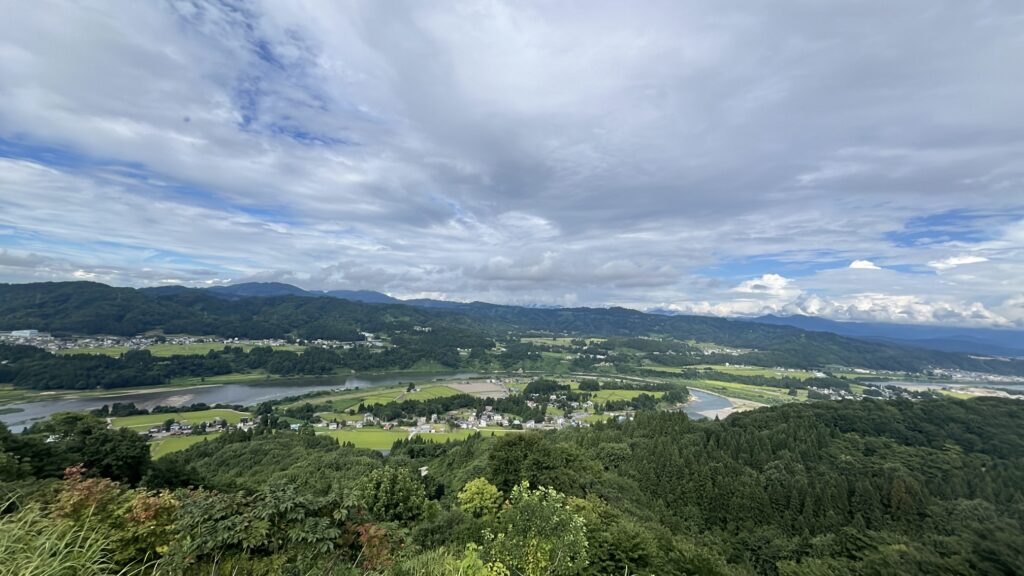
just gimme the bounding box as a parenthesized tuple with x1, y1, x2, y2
(682, 388, 734, 419)
(0, 372, 480, 432)
(1, 372, 737, 431)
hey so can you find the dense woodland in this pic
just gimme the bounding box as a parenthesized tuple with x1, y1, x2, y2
(2, 397, 1023, 575)
(3, 281, 1024, 376)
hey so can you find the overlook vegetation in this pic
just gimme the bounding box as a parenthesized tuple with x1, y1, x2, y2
(1, 397, 1023, 575)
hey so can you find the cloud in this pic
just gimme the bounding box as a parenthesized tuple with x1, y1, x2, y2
(663, 274, 1017, 328)
(0, 1, 1022, 326)
(928, 255, 989, 270)
(849, 260, 881, 270)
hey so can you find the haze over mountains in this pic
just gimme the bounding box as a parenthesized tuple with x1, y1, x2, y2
(754, 314, 1024, 358)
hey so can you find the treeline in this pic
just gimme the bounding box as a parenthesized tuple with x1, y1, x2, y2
(375, 393, 548, 424)
(90, 401, 246, 418)
(0, 338, 492, 390)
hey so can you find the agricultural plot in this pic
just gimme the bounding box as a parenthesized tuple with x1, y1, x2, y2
(316, 411, 364, 422)
(448, 381, 507, 398)
(111, 409, 251, 430)
(591, 389, 665, 402)
(403, 386, 461, 401)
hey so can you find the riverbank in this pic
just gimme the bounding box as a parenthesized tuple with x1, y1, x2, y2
(687, 387, 767, 420)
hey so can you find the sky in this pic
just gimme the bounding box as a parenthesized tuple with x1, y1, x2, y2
(1, 0, 1023, 328)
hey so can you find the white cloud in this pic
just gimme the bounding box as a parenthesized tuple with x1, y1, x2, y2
(0, 1, 1022, 326)
(662, 273, 1018, 328)
(928, 255, 990, 270)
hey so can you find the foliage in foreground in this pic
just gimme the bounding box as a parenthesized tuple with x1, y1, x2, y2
(3, 397, 1024, 575)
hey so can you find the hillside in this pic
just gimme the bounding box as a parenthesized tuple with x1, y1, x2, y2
(3, 397, 1024, 574)
(2, 282, 1024, 376)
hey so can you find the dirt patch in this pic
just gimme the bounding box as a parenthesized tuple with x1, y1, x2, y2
(449, 382, 507, 398)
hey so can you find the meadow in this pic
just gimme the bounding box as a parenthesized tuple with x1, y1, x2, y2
(150, 435, 214, 458)
(112, 409, 250, 430)
(321, 428, 409, 450)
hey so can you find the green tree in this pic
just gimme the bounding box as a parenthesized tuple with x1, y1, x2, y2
(359, 466, 427, 523)
(484, 482, 588, 576)
(457, 477, 502, 518)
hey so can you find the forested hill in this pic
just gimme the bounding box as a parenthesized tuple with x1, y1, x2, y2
(2, 281, 1024, 376)
(5, 397, 1024, 574)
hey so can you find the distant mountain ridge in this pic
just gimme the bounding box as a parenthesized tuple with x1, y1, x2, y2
(161, 283, 1024, 358)
(4, 281, 1024, 377)
(753, 314, 1024, 358)
(181, 281, 555, 309)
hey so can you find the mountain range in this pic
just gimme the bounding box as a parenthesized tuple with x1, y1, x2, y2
(202, 283, 1024, 358)
(753, 314, 1024, 358)
(3, 281, 1024, 377)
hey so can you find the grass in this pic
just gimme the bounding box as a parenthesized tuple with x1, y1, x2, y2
(651, 364, 818, 380)
(111, 409, 250, 430)
(404, 386, 461, 401)
(316, 411, 364, 422)
(0, 503, 147, 576)
(286, 382, 463, 413)
(0, 385, 43, 407)
(168, 371, 275, 385)
(149, 435, 212, 458)
(938, 389, 975, 400)
(591, 389, 665, 402)
(322, 428, 408, 450)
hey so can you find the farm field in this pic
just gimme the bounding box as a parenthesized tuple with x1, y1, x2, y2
(317, 411, 364, 422)
(303, 383, 473, 417)
(591, 389, 665, 402)
(150, 434, 213, 458)
(404, 385, 461, 401)
(448, 381, 507, 398)
(648, 364, 818, 380)
(112, 409, 250, 430)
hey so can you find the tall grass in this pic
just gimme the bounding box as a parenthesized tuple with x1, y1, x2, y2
(0, 504, 144, 576)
